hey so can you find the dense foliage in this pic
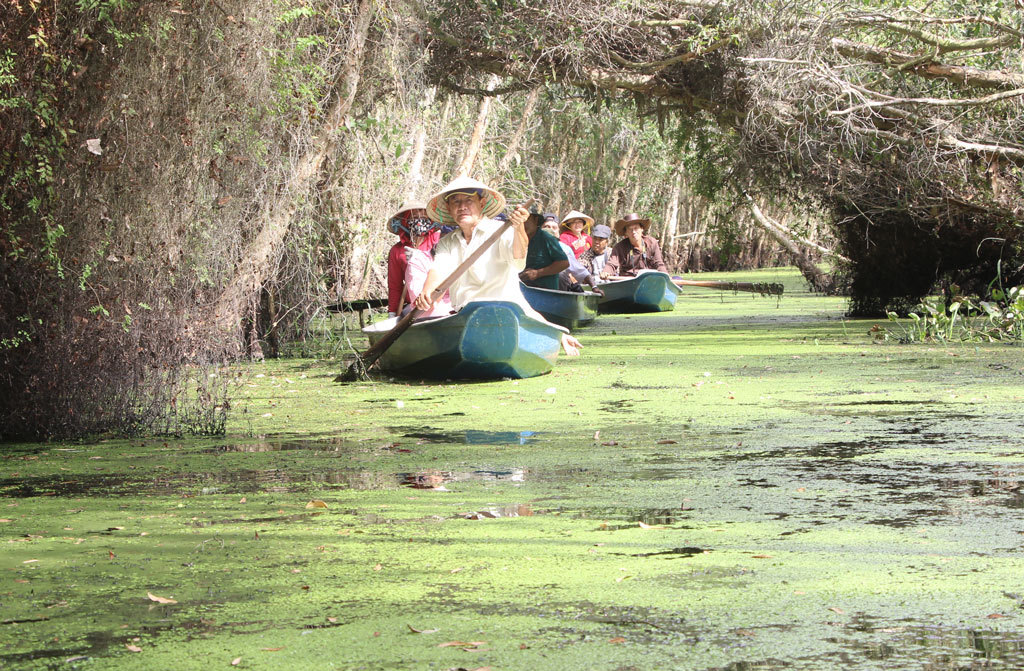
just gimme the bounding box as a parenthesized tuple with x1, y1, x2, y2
(4, 0, 1019, 439)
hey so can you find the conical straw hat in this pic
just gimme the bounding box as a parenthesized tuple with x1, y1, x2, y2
(426, 176, 506, 225)
(560, 210, 594, 232)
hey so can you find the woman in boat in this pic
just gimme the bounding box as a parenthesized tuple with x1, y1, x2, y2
(559, 210, 594, 260)
(402, 217, 453, 319)
(415, 176, 582, 356)
(601, 213, 668, 279)
(542, 218, 598, 292)
(386, 201, 440, 317)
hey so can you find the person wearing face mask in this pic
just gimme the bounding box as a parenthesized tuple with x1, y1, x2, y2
(401, 217, 453, 319)
(385, 201, 441, 317)
(601, 213, 668, 280)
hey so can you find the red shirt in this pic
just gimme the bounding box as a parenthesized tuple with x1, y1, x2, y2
(560, 231, 592, 259)
(387, 229, 440, 313)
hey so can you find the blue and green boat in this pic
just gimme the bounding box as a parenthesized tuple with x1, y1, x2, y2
(361, 301, 564, 379)
(519, 283, 600, 330)
(598, 271, 682, 313)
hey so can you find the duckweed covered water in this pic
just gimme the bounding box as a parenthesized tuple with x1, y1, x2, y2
(4, 268, 1024, 670)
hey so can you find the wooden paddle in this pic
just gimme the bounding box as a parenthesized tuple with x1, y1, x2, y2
(604, 275, 784, 297)
(336, 198, 535, 382)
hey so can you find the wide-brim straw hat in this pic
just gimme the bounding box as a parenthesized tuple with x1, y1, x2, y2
(560, 210, 594, 232)
(426, 176, 506, 225)
(388, 200, 427, 229)
(614, 213, 651, 237)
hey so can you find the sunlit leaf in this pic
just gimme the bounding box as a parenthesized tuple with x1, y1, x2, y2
(305, 500, 328, 509)
(147, 592, 177, 604)
(407, 624, 439, 634)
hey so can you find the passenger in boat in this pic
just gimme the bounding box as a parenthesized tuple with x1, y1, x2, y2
(580, 224, 612, 283)
(386, 201, 440, 317)
(415, 176, 582, 356)
(541, 218, 599, 292)
(559, 210, 593, 259)
(601, 213, 668, 279)
(520, 211, 569, 290)
(403, 217, 453, 319)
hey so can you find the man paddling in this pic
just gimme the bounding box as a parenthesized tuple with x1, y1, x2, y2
(415, 177, 582, 356)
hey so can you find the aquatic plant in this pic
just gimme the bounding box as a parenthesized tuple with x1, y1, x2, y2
(879, 284, 1024, 344)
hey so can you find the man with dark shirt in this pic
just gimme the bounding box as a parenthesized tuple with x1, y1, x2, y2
(601, 213, 668, 279)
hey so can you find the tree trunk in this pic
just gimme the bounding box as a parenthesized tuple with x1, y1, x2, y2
(497, 87, 540, 174)
(604, 142, 636, 222)
(664, 161, 683, 265)
(406, 126, 427, 201)
(745, 192, 830, 291)
(454, 74, 500, 178)
(212, 0, 375, 333)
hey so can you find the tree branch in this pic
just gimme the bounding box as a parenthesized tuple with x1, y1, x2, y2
(832, 38, 1024, 90)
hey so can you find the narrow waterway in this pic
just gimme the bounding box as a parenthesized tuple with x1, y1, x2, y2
(4, 269, 1024, 670)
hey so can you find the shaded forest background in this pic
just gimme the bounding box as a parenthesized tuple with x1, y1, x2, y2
(2, 0, 1021, 440)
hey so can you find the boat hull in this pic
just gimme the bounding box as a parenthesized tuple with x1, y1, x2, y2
(598, 272, 682, 313)
(362, 301, 562, 379)
(519, 283, 599, 330)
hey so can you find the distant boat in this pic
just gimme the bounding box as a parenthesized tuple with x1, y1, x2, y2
(519, 283, 600, 330)
(598, 272, 682, 313)
(361, 301, 563, 379)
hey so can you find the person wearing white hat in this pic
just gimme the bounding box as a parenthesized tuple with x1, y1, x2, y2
(559, 210, 594, 260)
(415, 176, 582, 355)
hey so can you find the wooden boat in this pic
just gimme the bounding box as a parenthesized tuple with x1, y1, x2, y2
(519, 282, 599, 330)
(598, 271, 682, 313)
(361, 301, 563, 379)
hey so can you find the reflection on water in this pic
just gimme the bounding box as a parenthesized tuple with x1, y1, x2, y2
(401, 429, 538, 445)
(399, 468, 527, 490)
(847, 621, 1024, 669)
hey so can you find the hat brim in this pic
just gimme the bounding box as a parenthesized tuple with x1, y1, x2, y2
(560, 211, 594, 233)
(426, 180, 506, 225)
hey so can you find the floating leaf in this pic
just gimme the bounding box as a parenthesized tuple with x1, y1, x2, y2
(305, 500, 328, 509)
(373, 563, 382, 571)
(656, 439, 677, 445)
(125, 644, 142, 652)
(407, 624, 439, 634)
(147, 592, 177, 604)
(23, 559, 39, 564)
(987, 613, 1008, 619)
(0, 518, 12, 523)
(261, 647, 284, 652)
(601, 441, 618, 446)
(231, 657, 242, 666)
(828, 606, 845, 614)
(593, 431, 600, 440)
(438, 641, 487, 649)
(638, 522, 665, 529)
(608, 636, 627, 644)
(751, 554, 773, 559)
